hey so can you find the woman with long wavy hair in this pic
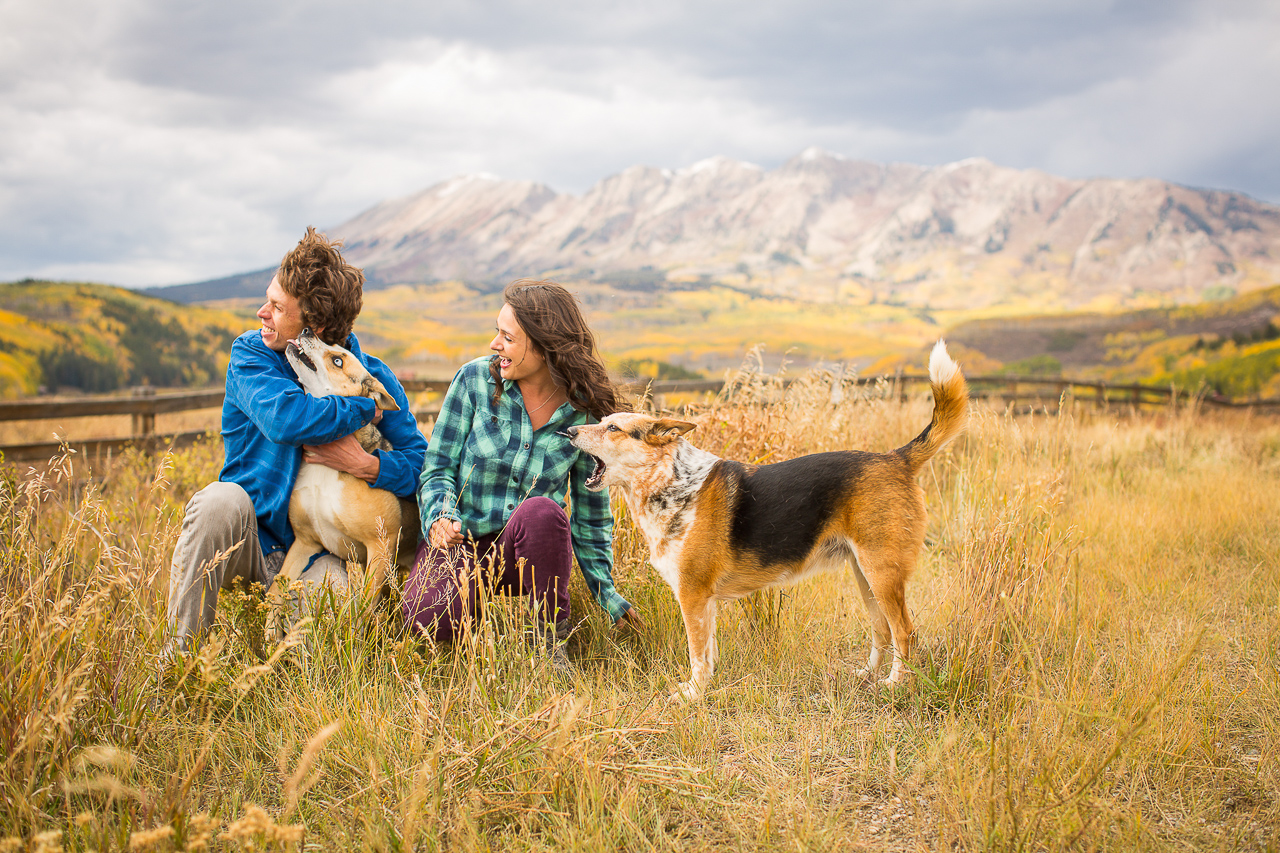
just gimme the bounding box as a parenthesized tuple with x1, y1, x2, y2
(404, 280, 641, 668)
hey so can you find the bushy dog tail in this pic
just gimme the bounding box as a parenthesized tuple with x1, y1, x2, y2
(898, 340, 969, 472)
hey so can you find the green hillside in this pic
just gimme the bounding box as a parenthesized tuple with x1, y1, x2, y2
(0, 280, 249, 398)
(7, 275, 1280, 401)
(945, 284, 1280, 396)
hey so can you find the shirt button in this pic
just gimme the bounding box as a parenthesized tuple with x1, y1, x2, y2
(523, 443, 530, 449)
(507, 503, 514, 510)
(492, 416, 498, 423)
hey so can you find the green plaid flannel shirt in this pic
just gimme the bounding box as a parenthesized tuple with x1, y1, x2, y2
(418, 357, 631, 622)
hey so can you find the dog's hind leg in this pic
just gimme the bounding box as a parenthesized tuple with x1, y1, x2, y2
(849, 545, 892, 681)
(673, 591, 718, 703)
(853, 545, 916, 686)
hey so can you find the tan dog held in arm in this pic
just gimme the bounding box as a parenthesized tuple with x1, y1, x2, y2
(265, 328, 420, 640)
(565, 340, 968, 702)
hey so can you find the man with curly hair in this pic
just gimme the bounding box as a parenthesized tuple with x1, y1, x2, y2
(163, 227, 427, 657)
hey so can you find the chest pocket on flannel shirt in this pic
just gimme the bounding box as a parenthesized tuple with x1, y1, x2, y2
(463, 404, 515, 484)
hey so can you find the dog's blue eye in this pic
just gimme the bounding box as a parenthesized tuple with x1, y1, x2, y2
(332, 357, 343, 368)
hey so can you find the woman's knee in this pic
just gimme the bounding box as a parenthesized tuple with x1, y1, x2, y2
(403, 585, 458, 643)
(402, 545, 459, 639)
(513, 496, 569, 532)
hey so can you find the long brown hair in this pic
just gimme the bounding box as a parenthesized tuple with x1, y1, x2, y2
(488, 280, 627, 421)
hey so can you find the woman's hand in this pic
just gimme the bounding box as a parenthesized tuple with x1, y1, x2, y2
(430, 518, 464, 548)
(617, 605, 645, 633)
(303, 434, 380, 483)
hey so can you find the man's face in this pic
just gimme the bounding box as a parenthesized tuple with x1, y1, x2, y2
(257, 275, 307, 352)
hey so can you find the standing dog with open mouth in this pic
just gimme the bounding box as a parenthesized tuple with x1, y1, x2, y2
(265, 328, 420, 639)
(565, 340, 968, 701)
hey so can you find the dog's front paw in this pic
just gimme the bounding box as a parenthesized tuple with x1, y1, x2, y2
(668, 681, 703, 704)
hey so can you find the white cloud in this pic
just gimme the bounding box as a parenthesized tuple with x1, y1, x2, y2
(321, 40, 809, 189)
(923, 9, 1280, 192)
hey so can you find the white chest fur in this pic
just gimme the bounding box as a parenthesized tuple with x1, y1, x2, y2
(291, 463, 367, 562)
(627, 443, 719, 598)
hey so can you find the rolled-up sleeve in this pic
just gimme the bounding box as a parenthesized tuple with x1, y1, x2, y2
(569, 450, 630, 622)
(417, 368, 474, 539)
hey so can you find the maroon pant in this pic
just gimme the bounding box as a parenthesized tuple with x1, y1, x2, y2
(402, 497, 573, 642)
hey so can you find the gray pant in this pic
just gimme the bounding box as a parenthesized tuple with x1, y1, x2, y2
(165, 481, 348, 656)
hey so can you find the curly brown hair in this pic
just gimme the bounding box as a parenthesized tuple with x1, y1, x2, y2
(277, 227, 364, 345)
(488, 280, 628, 421)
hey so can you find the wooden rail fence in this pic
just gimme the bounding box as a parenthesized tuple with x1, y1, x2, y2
(0, 373, 1275, 464)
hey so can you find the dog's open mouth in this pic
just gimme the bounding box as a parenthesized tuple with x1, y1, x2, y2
(287, 340, 317, 373)
(585, 454, 606, 490)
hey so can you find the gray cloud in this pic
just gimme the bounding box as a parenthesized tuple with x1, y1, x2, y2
(0, 0, 1276, 286)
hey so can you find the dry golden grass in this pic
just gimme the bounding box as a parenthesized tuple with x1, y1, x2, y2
(2, 370, 1278, 851)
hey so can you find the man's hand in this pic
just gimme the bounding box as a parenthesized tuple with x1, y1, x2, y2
(429, 518, 464, 548)
(302, 434, 380, 483)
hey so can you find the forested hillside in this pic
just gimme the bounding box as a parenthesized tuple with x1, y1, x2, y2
(6, 276, 1280, 401)
(0, 281, 250, 398)
(946, 284, 1280, 397)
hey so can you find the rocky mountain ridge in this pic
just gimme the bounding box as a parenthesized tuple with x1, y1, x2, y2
(332, 149, 1280, 310)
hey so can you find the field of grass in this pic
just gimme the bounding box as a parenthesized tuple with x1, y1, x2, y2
(2, 371, 1278, 851)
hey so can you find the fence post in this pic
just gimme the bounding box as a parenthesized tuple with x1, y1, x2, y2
(131, 386, 156, 437)
(828, 363, 846, 407)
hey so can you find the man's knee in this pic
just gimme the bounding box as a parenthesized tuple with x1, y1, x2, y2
(304, 554, 349, 593)
(172, 481, 258, 586)
(190, 480, 252, 515)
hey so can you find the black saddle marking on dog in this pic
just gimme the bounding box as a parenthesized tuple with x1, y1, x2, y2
(720, 452, 868, 567)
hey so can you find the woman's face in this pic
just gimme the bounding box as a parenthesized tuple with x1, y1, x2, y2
(490, 302, 547, 382)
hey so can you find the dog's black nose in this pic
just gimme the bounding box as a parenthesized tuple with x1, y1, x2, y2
(300, 327, 315, 339)
(556, 426, 579, 438)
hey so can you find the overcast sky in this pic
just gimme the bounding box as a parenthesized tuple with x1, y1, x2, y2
(2, 0, 1277, 287)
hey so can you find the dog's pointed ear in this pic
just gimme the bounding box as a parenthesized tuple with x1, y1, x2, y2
(653, 418, 696, 436)
(646, 418, 696, 445)
(361, 376, 400, 411)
